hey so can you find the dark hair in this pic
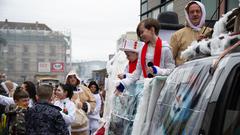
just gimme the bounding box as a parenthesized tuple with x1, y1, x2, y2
(59, 83, 74, 99)
(88, 81, 99, 94)
(13, 87, 29, 101)
(23, 81, 37, 102)
(186, 2, 201, 14)
(136, 18, 160, 38)
(37, 85, 53, 100)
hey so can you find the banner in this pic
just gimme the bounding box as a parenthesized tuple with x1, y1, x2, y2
(51, 62, 64, 72)
(38, 62, 51, 72)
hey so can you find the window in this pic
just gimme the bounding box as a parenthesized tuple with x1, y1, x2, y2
(160, 2, 173, 12)
(221, 65, 240, 135)
(141, 14, 148, 21)
(37, 45, 45, 56)
(50, 46, 56, 55)
(201, 0, 218, 20)
(7, 63, 15, 71)
(141, 2, 148, 14)
(152, 8, 160, 19)
(226, 0, 239, 12)
(23, 45, 28, 52)
(141, 0, 147, 3)
(208, 64, 240, 135)
(49, 58, 56, 62)
(22, 45, 29, 56)
(22, 58, 30, 63)
(8, 46, 15, 55)
(22, 63, 29, 71)
(37, 58, 45, 62)
(148, 12, 152, 18)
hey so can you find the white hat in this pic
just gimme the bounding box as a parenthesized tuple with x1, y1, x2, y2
(119, 39, 143, 53)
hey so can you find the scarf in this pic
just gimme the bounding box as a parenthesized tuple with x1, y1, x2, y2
(128, 59, 138, 73)
(141, 37, 162, 78)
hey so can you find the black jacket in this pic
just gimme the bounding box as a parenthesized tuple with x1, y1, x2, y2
(25, 100, 69, 135)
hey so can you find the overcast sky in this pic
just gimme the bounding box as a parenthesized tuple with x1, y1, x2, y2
(0, 0, 140, 61)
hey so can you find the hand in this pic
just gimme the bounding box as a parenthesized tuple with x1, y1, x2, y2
(147, 66, 154, 74)
(114, 89, 122, 96)
(197, 34, 206, 41)
(116, 82, 125, 92)
(77, 101, 83, 109)
(117, 74, 125, 79)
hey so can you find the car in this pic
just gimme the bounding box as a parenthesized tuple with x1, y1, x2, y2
(145, 39, 240, 135)
(38, 77, 59, 87)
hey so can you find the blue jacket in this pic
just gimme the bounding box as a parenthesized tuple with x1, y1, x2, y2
(25, 100, 69, 135)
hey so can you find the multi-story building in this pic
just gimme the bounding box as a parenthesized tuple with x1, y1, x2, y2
(0, 19, 71, 84)
(140, 0, 239, 26)
(72, 60, 106, 83)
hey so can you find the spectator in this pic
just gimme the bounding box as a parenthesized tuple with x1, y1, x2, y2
(5, 87, 29, 135)
(21, 81, 36, 107)
(118, 39, 143, 80)
(65, 70, 96, 135)
(25, 85, 69, 135)
(54, 83, 75, 134)
(88, 81, 102, 134)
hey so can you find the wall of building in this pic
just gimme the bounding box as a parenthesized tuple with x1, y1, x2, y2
(72, 61, 107, 82)
(0, 28, 71, 84)
(173, 0, 190, 24)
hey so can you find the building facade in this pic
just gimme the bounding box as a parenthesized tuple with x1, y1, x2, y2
(140, 0, 239, 25)
(72, 60, 106, 83)
(0, 20, 71, 84)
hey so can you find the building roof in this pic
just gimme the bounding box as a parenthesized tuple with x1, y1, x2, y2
(0, 19, 52, 31)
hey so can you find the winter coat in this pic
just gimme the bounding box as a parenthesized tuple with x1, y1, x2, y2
(54, 98, 76, 134)
(170, 26, 212, 65)
(65, 70, 96, 133)
(65, 70, 96, 114)
(25, 100, 69, 135)
(5, 104, 27, 135)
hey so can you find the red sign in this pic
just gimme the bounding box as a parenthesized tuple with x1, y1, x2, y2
(51, 62, 64, 72)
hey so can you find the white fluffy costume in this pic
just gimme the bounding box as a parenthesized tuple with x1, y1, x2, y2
(65, 70, 96, 134)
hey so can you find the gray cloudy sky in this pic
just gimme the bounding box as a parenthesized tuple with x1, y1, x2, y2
(0, 0, 140, 61)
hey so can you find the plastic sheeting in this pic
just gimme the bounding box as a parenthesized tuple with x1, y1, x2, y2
(103, 51, 128, 134)
(108, 82, 143, 135)
(147, 62, 222, 135)
(131, 76, 167, 135)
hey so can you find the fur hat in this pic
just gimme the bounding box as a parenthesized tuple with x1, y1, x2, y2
(157, 11, 184, 30)
(119, 39, 143, 53)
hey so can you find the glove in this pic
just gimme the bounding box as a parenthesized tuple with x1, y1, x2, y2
(116, 82, 125, 92)
(82, 102, 88, 113)
(147, 62, 157, 78)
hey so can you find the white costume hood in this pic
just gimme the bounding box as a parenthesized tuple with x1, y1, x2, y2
(184, 1, 206, 31)
(65, 70, 81, 86)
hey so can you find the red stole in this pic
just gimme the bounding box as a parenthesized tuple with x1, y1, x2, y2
(128, 59, 138, 73)
(141, 37, 162, 78)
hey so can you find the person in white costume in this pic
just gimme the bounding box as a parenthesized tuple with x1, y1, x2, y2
(54, 83, 76, 135)
(116, 18, 175, 93)
(109, 39, 143, 135)
(87, 81, 102, 134)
